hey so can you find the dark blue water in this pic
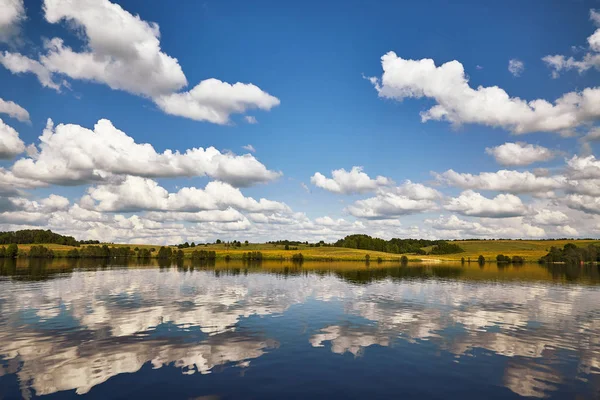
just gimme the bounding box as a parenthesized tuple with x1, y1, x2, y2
(0, 261, 599, 399)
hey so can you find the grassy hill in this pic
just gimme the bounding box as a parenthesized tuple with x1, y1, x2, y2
(12, 239, 600, 262)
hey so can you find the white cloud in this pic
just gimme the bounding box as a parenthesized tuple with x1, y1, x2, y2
(566, 155, 600, 179)
(532, 209, 569, 225)
(425, 214, 546, 238)
(41, 0, 187, 97)
(245, 116, 258, 124)
(1, 0, 281, 124)
(508, 59, 524, 77)
(557, 225, 578, 236)
(153, 79, 280, 124)
(485, 142, 556, 166)
(543, 10, 600, 77)
(80, 176, 290, 214)
(445, 190, 528, 218)
(434, 169, 566, 194)
(12, 119, 281, 187)
(0, 97, 29, 122)
(311, 166, 391, 194)
(0, 52, 62, 91)
(0, 118, 25, 159)
(369, 51, 600, 135)
(242, 144, 256, 153)
(300, 182, 310, 193)
(0, 0, 25, 43)
(564, 194, 600, 215)
(346, 182, 439, 219)
(144, 208, 246, 224)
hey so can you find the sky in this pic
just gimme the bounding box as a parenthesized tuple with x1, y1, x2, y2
(0, 0, 600, 244)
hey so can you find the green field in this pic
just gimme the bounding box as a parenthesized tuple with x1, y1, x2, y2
(12, 239, 600, 262)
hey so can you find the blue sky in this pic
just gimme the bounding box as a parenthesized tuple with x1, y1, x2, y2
(0, 0, 599, 243)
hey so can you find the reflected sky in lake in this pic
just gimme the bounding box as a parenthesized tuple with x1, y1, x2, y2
(0, 260, 599, 399)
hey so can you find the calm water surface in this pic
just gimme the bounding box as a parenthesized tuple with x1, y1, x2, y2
(0, 259, 599, 399)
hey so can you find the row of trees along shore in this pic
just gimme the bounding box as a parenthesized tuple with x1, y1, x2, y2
(1, 229, 598, 264)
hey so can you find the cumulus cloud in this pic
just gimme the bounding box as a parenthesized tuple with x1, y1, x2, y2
(369, 51, 600, 135)
(345, 182, 439, 219)
(0, 194, 69, 225)
(0, 52, 62, 91)
(543, 10, 600, 77)
(40, 0, 187, 97)
(566, 154, 600, 179)
(0, 118, 25, 159)
(80, 176, 290, 214)
(11, 119, 281, 187)
(245, 116, 258, 124)
(445, 190, 528, 218)
(311, 166, 391, 194)
(153, 79, 280, 124)
(485, 142, 556, 166)
(434, 169, 566, 193)
(0, 97, 29, 122)
(508, 59, 524, 77)
(426, 214, 546, 239)
(532, 209, 569, 225)
(0, 0, 25, 43)
(564, 194, 600, 215)
(0, 0, 280, 124)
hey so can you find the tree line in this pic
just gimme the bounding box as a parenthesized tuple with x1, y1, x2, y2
(0, 229, 79, 246)
(334, 235, 464, 255)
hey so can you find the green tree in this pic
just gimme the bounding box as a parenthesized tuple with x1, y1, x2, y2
(6, 244, 18, 258)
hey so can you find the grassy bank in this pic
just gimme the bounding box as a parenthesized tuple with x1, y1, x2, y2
(11, 239, 600, 262)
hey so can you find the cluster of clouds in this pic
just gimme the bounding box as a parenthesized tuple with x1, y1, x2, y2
(0, 1, 600, 243)
(0, 0, 279, 124)
(543, 10, 600, 78)
(367, 50, 600, 136)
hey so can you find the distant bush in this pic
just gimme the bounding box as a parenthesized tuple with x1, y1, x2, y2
(400, 255, 408, 264)
(539, 243, 600, 264)
(157, 246, 173, 259)
(78, 245, 132, 258)
(291, 253, 304, 263)
(496, 254, 511, 263)
(365, 254, 370, 262)
(66, 248, 80, 258)
(6, 244, 18, 258)
(28, 245, 54, 258)
(377, 257, 383, 263)
(242, 251, 263, 261)
(430, 241, 464, 255)
(478, 255, 485, 265)
(137, 248, 151, 258)
(191, 250, 216, 261)
(512, 256, 525, 264)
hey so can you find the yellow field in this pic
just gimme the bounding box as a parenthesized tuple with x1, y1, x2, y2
(418, 239, 600, 262)
(8, 239, 600, 262)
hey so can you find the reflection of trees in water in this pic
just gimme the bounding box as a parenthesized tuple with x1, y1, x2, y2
(2, 259, 600, 285)
(334, 265, 464, 284)
(543, 263, 600, 283)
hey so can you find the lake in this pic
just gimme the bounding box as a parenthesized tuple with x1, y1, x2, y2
(0, 259, 599, 399)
